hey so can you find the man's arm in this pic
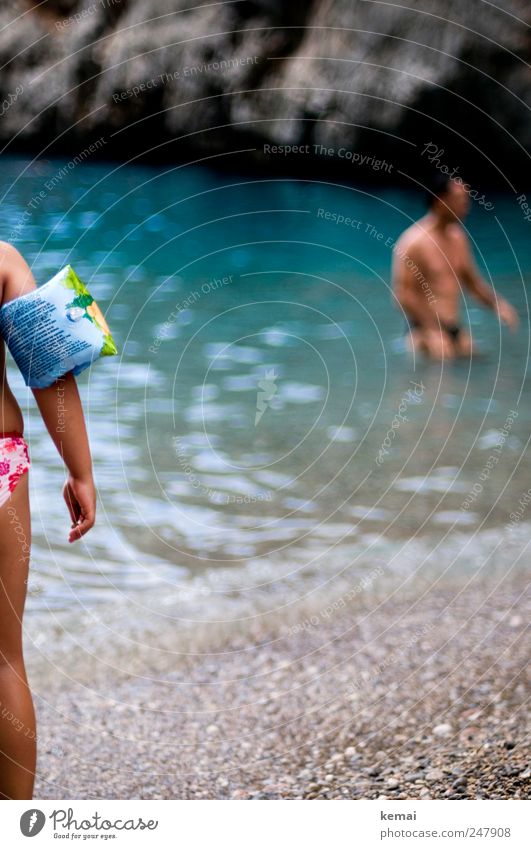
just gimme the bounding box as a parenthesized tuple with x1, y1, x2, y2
(460, 233, 519, 331)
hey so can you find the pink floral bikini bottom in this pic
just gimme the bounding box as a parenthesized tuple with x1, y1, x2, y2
(0, 433, 31, 510)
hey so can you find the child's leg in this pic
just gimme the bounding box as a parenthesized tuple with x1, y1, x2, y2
(0, 471, 36, 800)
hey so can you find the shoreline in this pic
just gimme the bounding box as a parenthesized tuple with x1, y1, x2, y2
(27, 564, 530, 800)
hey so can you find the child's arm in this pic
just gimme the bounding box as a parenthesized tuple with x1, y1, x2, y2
(0, 242, 96, 542)
(0, 240, 36, 304)
(32, 374, 96, 543)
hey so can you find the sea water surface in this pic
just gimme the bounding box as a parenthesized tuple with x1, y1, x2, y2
(2, 156, 530, 615)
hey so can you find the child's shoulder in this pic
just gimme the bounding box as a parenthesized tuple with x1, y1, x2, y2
(0, 239, 17, 252)
(0, 241, 24, 277)
(0, 240, 24, 261)
(0, 242, 36, 306)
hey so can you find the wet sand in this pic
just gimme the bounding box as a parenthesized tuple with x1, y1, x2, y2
(26, 565, 529, 800)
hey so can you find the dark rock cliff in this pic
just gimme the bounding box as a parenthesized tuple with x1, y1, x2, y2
(0, 0, 530, 185)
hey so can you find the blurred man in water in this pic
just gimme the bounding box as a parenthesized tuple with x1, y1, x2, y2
(392, 173, 518, 359)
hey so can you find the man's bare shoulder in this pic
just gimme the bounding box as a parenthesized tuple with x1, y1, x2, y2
(395, 221, 430, 257)
(447, 223, 470, 249)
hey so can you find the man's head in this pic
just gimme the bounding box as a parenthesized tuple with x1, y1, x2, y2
(426, 172, 470, 221)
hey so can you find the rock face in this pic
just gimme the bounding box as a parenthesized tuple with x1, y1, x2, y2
(0, 0, 530, 185)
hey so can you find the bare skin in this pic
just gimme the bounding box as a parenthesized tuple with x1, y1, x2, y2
(0, 241, 96, 799)
(392, 181, 518, 360)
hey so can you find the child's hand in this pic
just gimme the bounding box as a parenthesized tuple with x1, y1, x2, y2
(63, 474, 96, 543)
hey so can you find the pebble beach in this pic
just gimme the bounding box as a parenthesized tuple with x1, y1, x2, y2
(26, 565, 529, 800)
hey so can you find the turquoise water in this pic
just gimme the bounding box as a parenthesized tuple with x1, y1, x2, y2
(2, 156, 530, 612)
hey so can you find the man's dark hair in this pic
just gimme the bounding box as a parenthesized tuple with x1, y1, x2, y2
(424, 171, 453, 207)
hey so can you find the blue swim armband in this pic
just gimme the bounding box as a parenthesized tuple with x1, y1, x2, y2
(0, 265, 118, 388)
